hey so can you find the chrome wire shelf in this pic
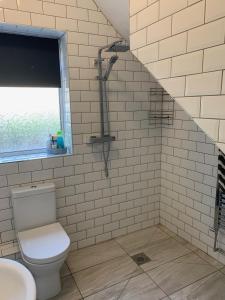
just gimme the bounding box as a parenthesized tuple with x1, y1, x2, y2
(148, 88, 174, 126)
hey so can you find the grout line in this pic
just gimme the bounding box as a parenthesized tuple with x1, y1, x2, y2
(132, 31, 225, 64)
(71, 273, 84, 300)
(131, 10, 225, 48)
(193, 249, 224, 270)
(115, 278, 130, 300)
(145, 269, 169, 297)
(69, 252, 134, 275)
(166, 269, 219, 298)
(78, 272, 144, 300)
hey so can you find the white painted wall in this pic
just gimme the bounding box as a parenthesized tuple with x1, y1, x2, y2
(95, 0, 129, 40)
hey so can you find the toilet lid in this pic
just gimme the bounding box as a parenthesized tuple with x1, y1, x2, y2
(18, 223, 70, 265)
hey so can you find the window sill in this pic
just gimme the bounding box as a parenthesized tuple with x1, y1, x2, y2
(0, 150, 72, 164)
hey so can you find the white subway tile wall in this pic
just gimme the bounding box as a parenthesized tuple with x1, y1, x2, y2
(130, 0, 225, 146)
(161, 103, 225, 264)
(129, 0, 225, 264)
(0, 0, 161, 257)
(0, 0, 224, 268)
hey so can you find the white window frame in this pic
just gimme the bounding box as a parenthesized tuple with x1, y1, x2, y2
(0, 24, 72, 163)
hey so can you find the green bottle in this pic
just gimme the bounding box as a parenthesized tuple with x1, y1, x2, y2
(56, 130, 64, 149)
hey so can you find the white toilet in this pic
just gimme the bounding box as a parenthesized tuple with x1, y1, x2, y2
(11, 183, 71, 300)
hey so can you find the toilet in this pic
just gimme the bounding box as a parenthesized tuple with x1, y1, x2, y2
(11, 183, 70, 300)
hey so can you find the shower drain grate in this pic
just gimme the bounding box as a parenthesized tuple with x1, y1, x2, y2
(131, 253, 151, 266)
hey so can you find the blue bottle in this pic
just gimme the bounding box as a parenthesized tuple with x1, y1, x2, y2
(56, 130, 65, 149)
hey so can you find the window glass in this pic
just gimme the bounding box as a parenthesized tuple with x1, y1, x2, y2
(0, 87, 61, 153)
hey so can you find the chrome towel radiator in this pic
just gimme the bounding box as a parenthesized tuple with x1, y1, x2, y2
(214, 149, 225, 254)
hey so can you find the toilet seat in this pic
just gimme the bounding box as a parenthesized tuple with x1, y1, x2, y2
(18, 222, 70, 265)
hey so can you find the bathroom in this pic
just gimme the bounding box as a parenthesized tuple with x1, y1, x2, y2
(0, 0, 225, 299)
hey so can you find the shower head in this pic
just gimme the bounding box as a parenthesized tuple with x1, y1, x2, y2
(109, 55, 119, 64)
(106, 40, 130, 53)
(103, 55, 118, 81)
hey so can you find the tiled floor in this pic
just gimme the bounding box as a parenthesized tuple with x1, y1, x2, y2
(51, 225, 225, 300)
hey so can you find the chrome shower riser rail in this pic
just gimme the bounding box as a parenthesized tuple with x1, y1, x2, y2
(88, 40, 130, 177)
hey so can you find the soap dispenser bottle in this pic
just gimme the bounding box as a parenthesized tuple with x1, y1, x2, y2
(56, 130, 65, 149)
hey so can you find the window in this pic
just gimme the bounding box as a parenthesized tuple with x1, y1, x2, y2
(0, 87, 60, 153)
(0, 28, 72, 162)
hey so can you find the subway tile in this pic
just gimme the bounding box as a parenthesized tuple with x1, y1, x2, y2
(205, 0, 225, 22)
(159, 32, 187, 59)
(204, 44, 225, 72)
(147, 17, 171, 44)
(185, 71, 222, 96)
(88, 10, 107, 24)
(147, 58, 171, 79)
(0, 8, 3, 21)
(17, 0, 42, 13)
(77, 0, 97, 11)
(56, 17, 78, 31)
(222, 71, 225, 94)
(130, 0, 148, 16)
(31, 12, 55, 28)
(130, 29, 147, 50)
(159, 77, 186, 97)
(194, 119, 219, 141)
(55, 0, 76, 5)
(19, 160, 42, 173)
(160, 0, 188, 19)
(7, 172, 31, 185)
(172, 51, 203, 77)
(67, 6, 88, 20)
(187, 18, 225, 52)
(172, 1, 205, 34)
(188, 0, 202, 4)
(32, 169, 53, 182)
(176, 97, 200, 118)
(201, 96, 225, 119)
(219, 121, 225, 143)
(4, 9, 31, 25)
(0, 0, 17, 9)
(0, 164, 18, 176)
(130, 15, 137, 34)
(98, 24, 117, 37)
(137, 2, 159, 30)
(78, 20, 98, 34)
(43, 2, 66, 17)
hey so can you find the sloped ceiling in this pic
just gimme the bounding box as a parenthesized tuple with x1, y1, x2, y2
(95, 0, 129, 40)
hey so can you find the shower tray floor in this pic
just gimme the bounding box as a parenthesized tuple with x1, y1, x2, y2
(51, 225, 225, 300)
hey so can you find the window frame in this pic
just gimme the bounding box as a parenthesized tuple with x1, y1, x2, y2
(0, 24, 72, 163)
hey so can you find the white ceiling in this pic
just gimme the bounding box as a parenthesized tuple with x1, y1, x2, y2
(95, 0, 129, 40)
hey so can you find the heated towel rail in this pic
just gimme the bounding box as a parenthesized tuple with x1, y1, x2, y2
(213, 149, 225, 254)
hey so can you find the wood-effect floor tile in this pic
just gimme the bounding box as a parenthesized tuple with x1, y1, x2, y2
(67, 240, 126, 273)
(118, 273, 166, 300)
(74, 255, 143, 298)
(194, 249, 224, 269)
(61, 263, 71, 277)
(148, 252, 217, 295)
(84, 273, 167, 300)
(220, 266, 225, 274)
(170, 271, 225, 300)
(116, 226, 169, 256)
(50, 275, 82, 300)
(140, 237, 192, 271)
(84, 281, 127, 300)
